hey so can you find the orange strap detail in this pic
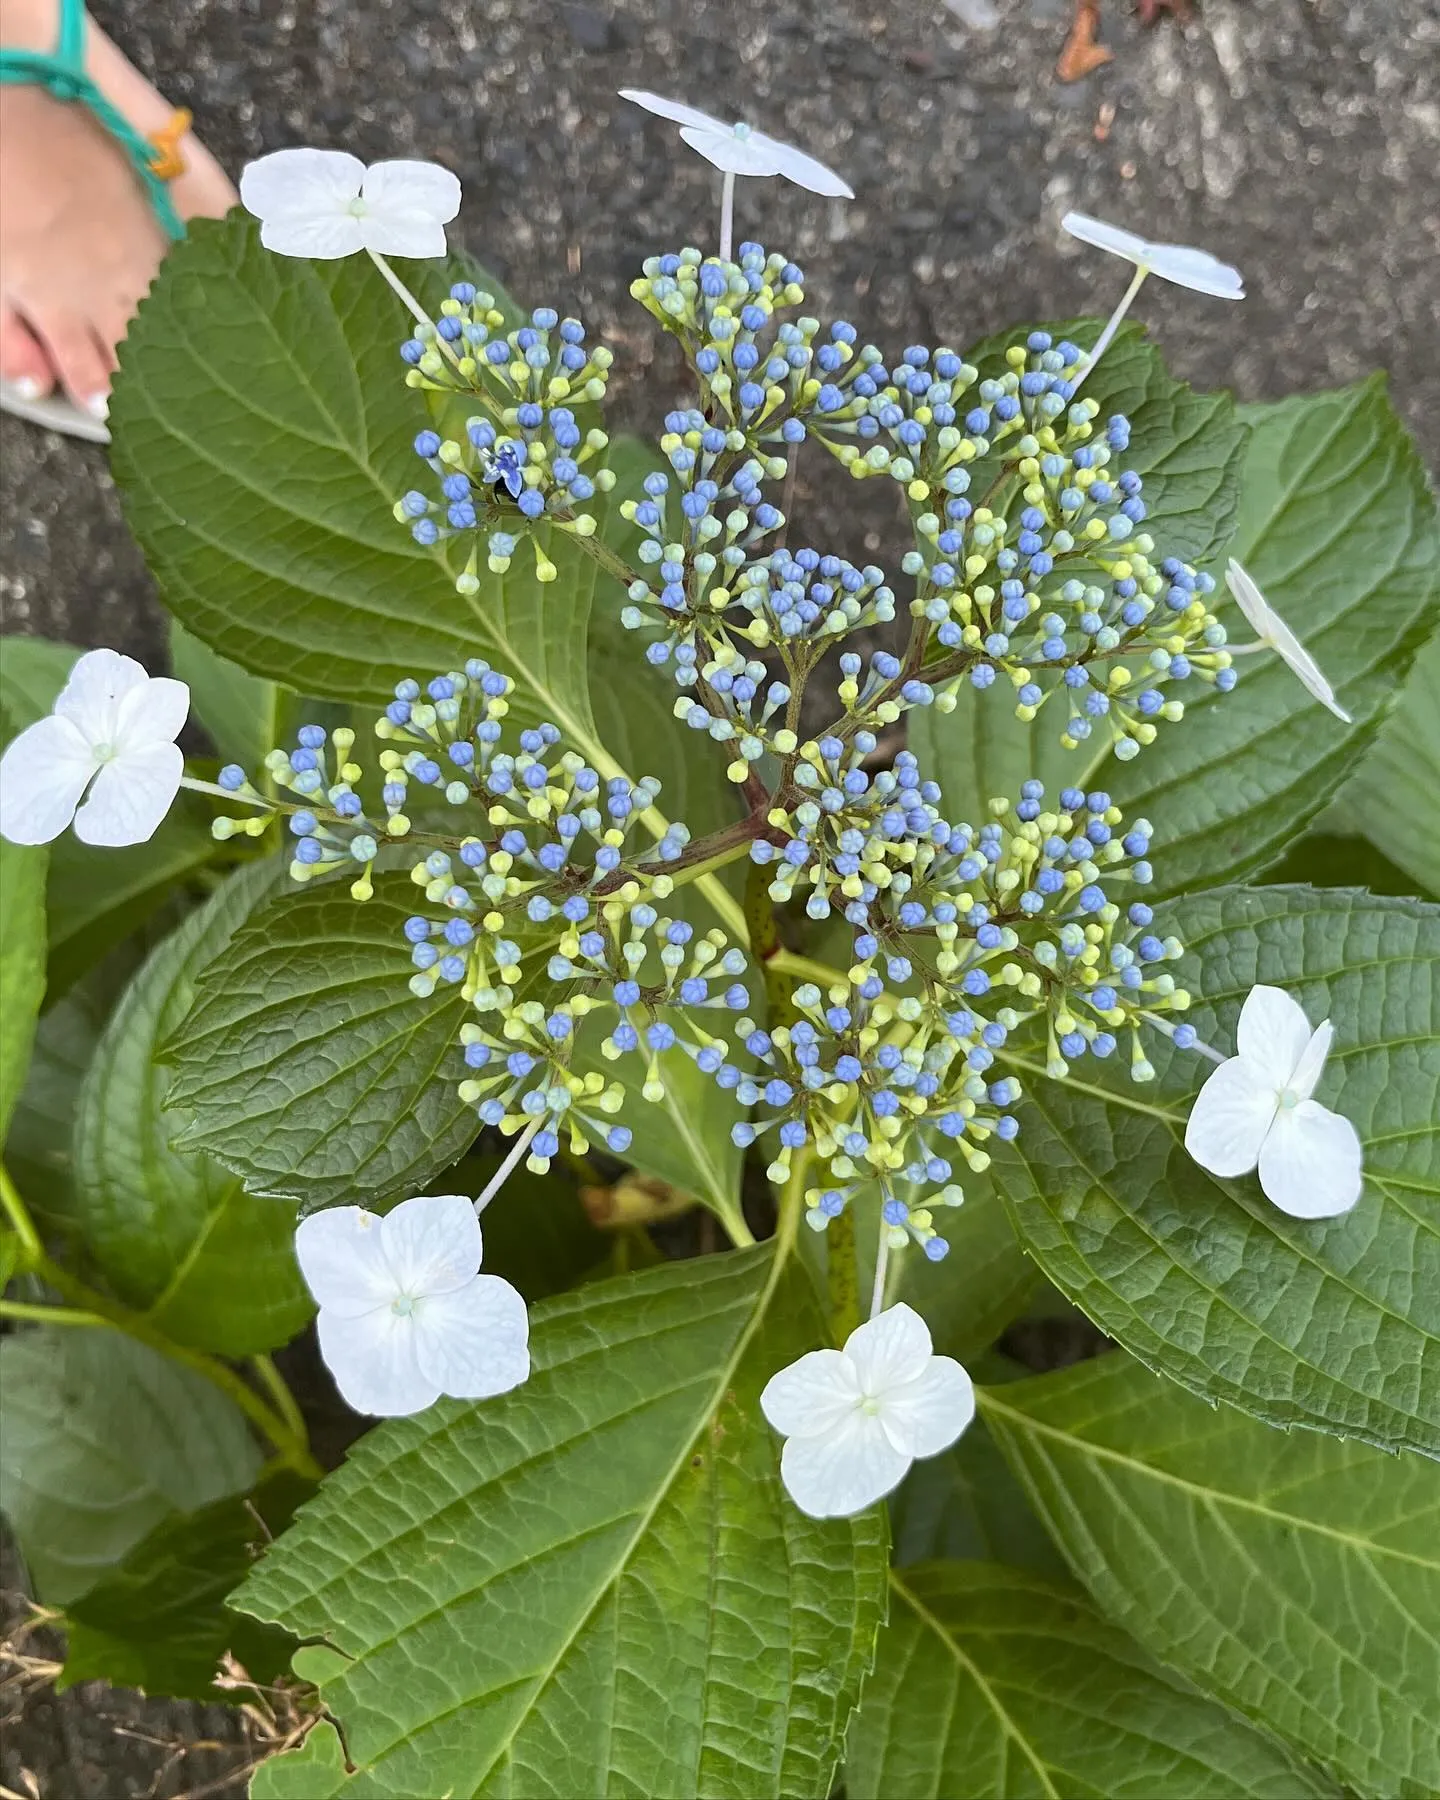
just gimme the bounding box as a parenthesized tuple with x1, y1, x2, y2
(146, 106, 191, 182)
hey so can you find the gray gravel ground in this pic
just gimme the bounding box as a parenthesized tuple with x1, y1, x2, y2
(1, 0, 1438, 1791)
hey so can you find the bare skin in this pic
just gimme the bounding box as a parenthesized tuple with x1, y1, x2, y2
(0, 0, 234, 416)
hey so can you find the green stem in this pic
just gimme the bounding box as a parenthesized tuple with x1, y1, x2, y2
(825, 1206, 860, 1346)
(776, 1147, 809, 1260)
(1074, 262, 1150, 390)
(0, 1163, 41, 1265)
(250, 1353, 309, 1449)
(768, 948, 850, 990)
(657, 812, 769, 895)
(718, 1205, 756, 1250)
(0, 1299, 107, 1328)
(1, 1167, 319, 1479)
(572, 527, 642, 591)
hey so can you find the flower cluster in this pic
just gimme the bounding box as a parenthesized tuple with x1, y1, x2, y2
(394, 288, 616, 587)
(617, 251, 1238, 762)
(208, 659, 769, 1174)
(729, 777, 1195, 1252)
(0, 130, 1369, 1504)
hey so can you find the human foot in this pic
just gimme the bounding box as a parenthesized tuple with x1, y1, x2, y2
(0, 0, 235, 423)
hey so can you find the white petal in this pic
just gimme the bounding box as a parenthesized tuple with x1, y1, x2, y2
(259, 212, 369, 260)
(1184, 1055, 1277, 1178)
(1264, 609, 1352, 722)
(0, 714, 97, 844)
(879, 1357, 976, 1459)
(1236, 984, 1314, 1084)
(239, 147, 365, 222)
(843, 1302, 934, 1395)
(760, 1349, 862, 1439)
(1062, 211, 1149, 263)
(412, 1275, 529, 1399)
(380, 1193, 481, 1298)
(361, 160, 461, 226)
(1143, 243, 1244, 298)
(1062, 213, 1242, 297)
(779, 1411, 911, 1518)
(1258, 1100, 1364, 1219)
(1289, 1020, 1334, 1105)
(295, 1206, 398, 1316)
(72, 742, 183, 846)
(618, 89, 729, 134)
(678, 123, 785, 179)
(751, 129, 854, 198)
(1226, 559, 1274, 638)
(52, 648, 150, 748)
(113, 676, 189, 750)
(359, 210, 450, 259)
(317, 1306, 440, 1417)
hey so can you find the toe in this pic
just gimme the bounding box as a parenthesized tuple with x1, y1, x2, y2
(30, 309, 113, 420)
(0, 307, 55, 398)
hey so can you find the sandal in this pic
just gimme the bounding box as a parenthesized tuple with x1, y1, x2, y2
(0, 0, 188, 443)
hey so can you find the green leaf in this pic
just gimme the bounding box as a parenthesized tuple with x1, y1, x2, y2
(163, 872, 479, 1209)
(889, 1412, 1068, 1579)
(1110, 375, 1440, 896)
(0, 634, 78, 729)
(982, 1353, 1440, 1797)
(46, 807, 219, 999)
(252, 1721, 347, 1800)
(1325, 622, 1440, 899)
(1265, 831, 1425, 899)
(0, 635, 220, 997)
(993, 884, 1440, 1457)
(4, 942, 151, 1240)
(111, 215, 614, 744)
(236, 1245, 887, 1798)
(0, 835, 47, 1142)
(72, 861, 313, 1355)
(59, 1469, 313, 1701)
(170, 617, 281, 769)
(569, 1003, 746, 1228)
(0, 1325, 261, 1603)
(847, 1561, 1334, 1799)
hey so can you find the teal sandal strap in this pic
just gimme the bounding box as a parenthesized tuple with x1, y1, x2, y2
(0, 0, 185, 240)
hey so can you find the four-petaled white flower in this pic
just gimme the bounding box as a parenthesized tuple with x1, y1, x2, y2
(1226, 558, 1351, 723)
(760, 1302, 974, 1518)
(239, 148, 462, 260)
(618, 90, 854, 197)
(1185, 985, 1363, 1219)
(295, 1193, 530, 1417)
(0, 648, 188, 848)
(1061, 211, 1244, 299)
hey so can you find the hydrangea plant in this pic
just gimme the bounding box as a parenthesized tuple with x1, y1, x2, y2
(1, 94, 1437, 1800)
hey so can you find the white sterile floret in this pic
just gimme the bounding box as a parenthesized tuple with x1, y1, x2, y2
(618, 90, 854, 197)
(1226, 558, 1352, 722)
(1061, 211, 1244, 299)
(1184, 984, 1363, 1219)
(760, 1302, 974, 1518)
(239, 147, 462, 259)
(0, 648, 188, 847)
(295, 1193, 530, 1417)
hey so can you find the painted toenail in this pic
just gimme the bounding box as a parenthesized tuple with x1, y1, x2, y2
(86, 392, 110, 420)
(13, 375, 44, 400)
